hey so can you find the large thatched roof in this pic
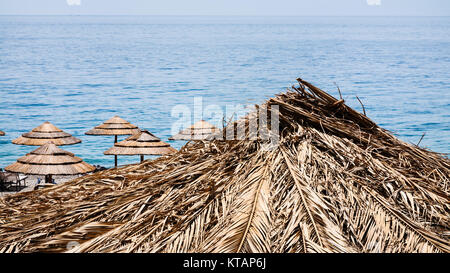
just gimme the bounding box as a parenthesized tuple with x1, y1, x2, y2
(169, 120, 219, 140)
(0, 78, 449, 253)
(5, 142, 95, 175)
(12, 122, 81, 146)
(85, 116, 140, 136)
(104, 130, 177, 156)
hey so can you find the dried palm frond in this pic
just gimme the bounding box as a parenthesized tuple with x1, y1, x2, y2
(0, 78, 449, 253)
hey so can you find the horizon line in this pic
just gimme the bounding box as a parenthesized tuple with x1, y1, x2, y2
(0, 14, 449, 17)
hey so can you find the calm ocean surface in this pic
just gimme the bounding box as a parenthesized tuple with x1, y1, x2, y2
(0, 16, 449, 168)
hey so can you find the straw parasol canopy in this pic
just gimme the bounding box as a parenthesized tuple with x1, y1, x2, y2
(85, 115, 140, 168)
(5, 142, 95, 176)
(169, 120, 219, 140)
(104, 130, 177, 162)
(85, 116, 140, 137)
(12, 122, 81, 146)
(0, 130, 4, 136)
(0, 78, 449, 253)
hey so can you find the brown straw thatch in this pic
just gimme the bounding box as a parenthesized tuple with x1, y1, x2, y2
(85, 116, 140, 136)
(12, 122, 81, 146)
(0, 78, 449, 253)
(5, 142, 95, 175)
(169, 120, 219, 140)
(104, 130, 177, 156)
(0, 130, 4, 136)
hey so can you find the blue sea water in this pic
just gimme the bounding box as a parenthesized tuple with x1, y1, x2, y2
(0, 16, 449, 168)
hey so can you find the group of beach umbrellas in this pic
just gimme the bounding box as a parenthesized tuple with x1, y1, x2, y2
(1, 122, 90, 184)
(1, 116, 219, 185)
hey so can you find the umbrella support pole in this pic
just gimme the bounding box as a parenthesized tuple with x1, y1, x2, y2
(140, 155, 144, 163)
(114, 135, 118, 168)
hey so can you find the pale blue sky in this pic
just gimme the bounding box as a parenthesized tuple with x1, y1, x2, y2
(0, 0, 449, 16)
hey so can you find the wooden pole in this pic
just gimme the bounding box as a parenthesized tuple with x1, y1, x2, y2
(114, 135, 118, 168)
(140, 155, 144, 163)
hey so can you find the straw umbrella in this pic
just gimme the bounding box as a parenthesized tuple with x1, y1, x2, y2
(169, 120, 219, 141)
(12, 121, 81, 146)
(104, 130, 177, 164)
(5, 142, 95, 184)
(0, 130, 5, 136)
(85, 115, 140, 167)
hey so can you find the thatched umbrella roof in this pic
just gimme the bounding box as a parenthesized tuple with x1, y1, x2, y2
(5, 142, 95, 175)
(85, 115, 141, 167)
(104, 131, 177, 156)
(0, 130, 4, 136)
(85, 116, 140, 136)
(12, 122, 81, 146)
(0, 78, 449, 253)
(169, 120, 219, 140)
